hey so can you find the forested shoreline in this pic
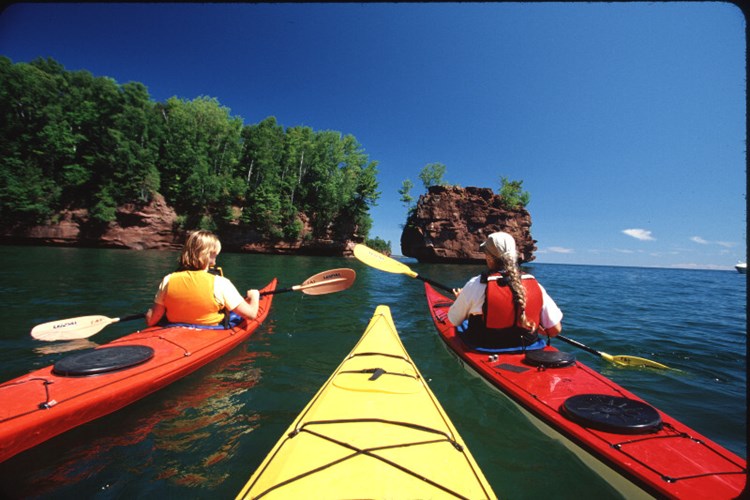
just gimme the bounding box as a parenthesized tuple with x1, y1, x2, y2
(0, 57, 382, 246)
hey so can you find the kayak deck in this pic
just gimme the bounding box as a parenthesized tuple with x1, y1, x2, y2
(0, 279, 277, 463)
(424, 283, 746, 499)
(237, 305, 496, 499)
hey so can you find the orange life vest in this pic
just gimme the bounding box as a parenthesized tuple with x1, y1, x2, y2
(163, 270, 225, 325)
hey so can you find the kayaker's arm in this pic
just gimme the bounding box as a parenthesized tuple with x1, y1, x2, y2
(233, 289, 260, 320)
(145, 303, 166, 327)
(147, 276, 170, 326)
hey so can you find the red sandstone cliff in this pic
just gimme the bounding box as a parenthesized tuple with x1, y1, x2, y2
(219, 213, 359, 257)
(0, 194, 361, 256)
(400, 185, 536, 264)
(1, 193, 182, 250)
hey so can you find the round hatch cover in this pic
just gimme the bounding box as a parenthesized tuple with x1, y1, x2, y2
(524, 349, 576, 368)
(562, 394, 662, 434)
(53, 345, 155, 376)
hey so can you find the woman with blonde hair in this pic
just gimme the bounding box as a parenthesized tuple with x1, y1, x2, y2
(448, 231, 562, 351)
(145, 230, 260, 327)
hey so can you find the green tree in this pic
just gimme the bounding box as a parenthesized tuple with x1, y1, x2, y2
(398, 179, 414, 209)
(279, 125, 315, 218)
(498, 176, 530, 209)
(334, 135, 380, 239)
(0, 57, 382, 243)
(61, 70, 127, 214)
(0, 57, 67, 223)
(285, 130, 379, 239)
(302, 130, 344, 235)
(90, 187, 117, 223)
(158, 96, 243, 223)
(108, 81, 161, 203)
(0, 158, 60, 224)
(239, 116, 286, 231)
(418, 162, 447, 189)
(366, 237, 391, 255)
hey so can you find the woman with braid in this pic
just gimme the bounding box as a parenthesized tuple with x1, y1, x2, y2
(448, 231, 563, 351)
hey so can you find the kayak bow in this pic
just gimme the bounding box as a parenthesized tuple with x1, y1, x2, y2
(237, 305, 496, 499)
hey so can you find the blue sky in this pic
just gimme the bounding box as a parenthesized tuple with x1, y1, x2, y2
(1, 3, 745, 269)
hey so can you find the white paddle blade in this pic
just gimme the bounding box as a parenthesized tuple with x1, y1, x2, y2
(299, 268, 356, 295)
(31, 315, 118, 341)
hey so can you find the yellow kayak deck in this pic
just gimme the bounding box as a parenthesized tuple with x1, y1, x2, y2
(237, 305, 496, 499)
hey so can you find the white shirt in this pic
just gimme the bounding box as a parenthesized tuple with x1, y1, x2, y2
(448, 273, 563, 329)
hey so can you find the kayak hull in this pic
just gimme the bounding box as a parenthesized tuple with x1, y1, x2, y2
(0, 279, 277, 463)
(424, 283, 746, 499)
(237, 305, 496, 499)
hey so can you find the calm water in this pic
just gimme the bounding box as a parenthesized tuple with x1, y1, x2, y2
(0, 246, 745, 499)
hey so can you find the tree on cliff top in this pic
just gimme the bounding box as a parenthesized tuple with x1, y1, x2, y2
(418, 162, 448, 189)
(366, 236, 391, 255)
(498, 176, 530, 209)
(398, 179, 414, 210)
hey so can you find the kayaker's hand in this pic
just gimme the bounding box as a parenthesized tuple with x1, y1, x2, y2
(452, 288, 462, 297)
(234, 289, 261, 320)
(246, 289, 260, 303)
(541, 323, 562, 337)
(145, 303, 165, 327)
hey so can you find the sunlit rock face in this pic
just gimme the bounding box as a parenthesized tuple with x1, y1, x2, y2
(1, 194, 363, 256)
(400, 185, 536, 264)
(1, 193, 181, 250)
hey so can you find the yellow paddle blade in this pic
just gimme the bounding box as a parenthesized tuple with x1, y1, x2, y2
(602, 352, 672, 370)
(353, 244, 418, 278)
(557, 334, 674, 371)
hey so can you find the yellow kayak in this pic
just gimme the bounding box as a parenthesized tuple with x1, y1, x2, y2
(237, 305, 496, 499)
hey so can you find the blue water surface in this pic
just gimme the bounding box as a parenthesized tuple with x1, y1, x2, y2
(0, 246, 745, 499)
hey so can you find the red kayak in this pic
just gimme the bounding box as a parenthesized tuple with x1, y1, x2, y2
(425, 283, 746, 499)
(0, 279, 276, 463)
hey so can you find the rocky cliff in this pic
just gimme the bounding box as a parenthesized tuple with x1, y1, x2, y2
(0, 194, 360, 256)
(218, 212, 359, 257)
(400, 185, 536, 264)
(0, 193, 182, 250)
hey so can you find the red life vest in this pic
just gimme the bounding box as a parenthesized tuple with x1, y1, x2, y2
(484, 272, 543, 331)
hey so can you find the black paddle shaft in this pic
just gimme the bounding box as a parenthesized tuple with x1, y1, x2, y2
(120, 313, 146, 322)
(556, 335, 601, 356)
(417, 275, 454, 294)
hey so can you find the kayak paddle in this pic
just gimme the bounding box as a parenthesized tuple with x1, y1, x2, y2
(352, 243, 673, 370)
(30, 313, 147, 342)
(352, 244, 453, 293)
(267, 268, 356, 296)
(555, 334, 672, 370)
(31, 268, 357, 341)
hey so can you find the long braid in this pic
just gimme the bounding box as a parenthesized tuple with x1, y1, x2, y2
(491, 252, 537, 331)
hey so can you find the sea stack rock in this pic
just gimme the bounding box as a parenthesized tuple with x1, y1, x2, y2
(400, 185, 536, 263)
